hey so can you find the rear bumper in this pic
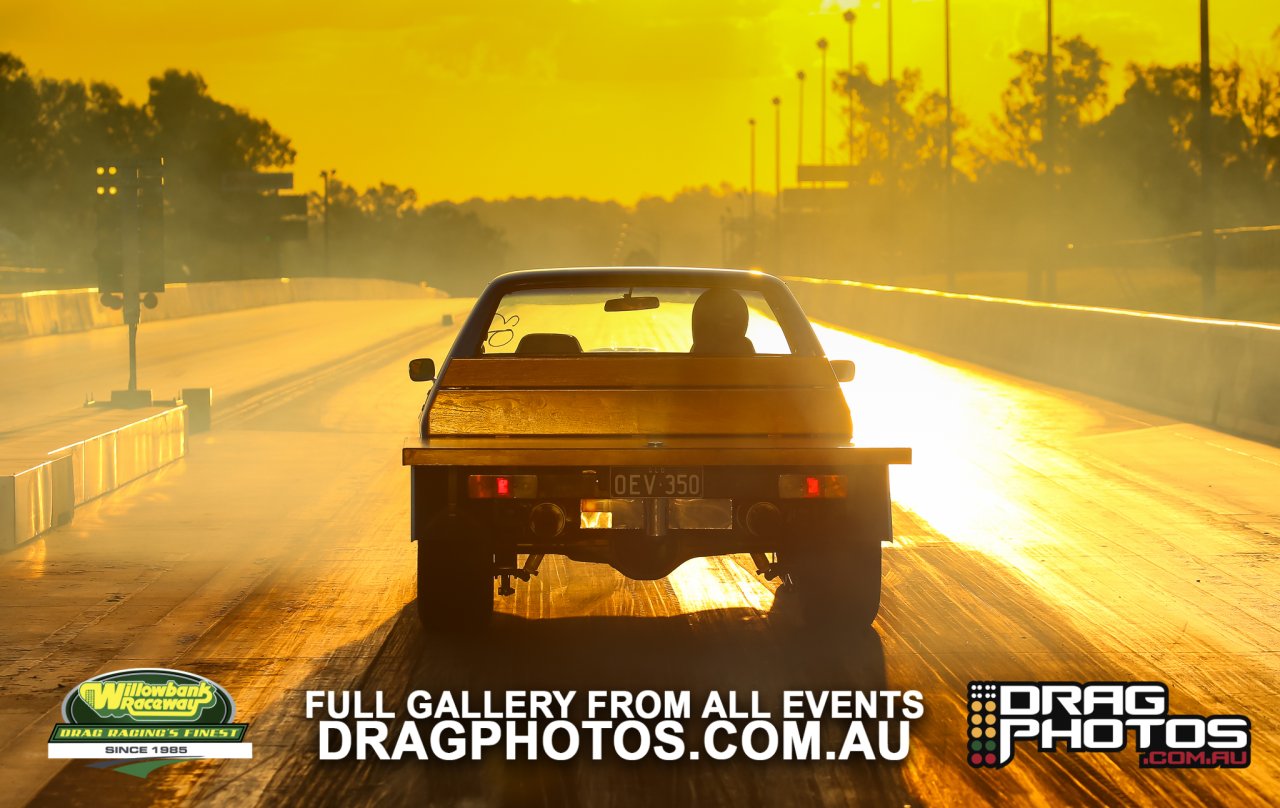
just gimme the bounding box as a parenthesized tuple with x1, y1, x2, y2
(405, 437, 911, 578)
(411, 460, 902, 570)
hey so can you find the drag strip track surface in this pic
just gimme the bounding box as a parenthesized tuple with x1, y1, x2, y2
(1, 303, 1276, 807)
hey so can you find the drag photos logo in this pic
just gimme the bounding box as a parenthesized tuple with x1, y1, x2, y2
(967, 681, 1250, 770)
(47, 668, 252, 778)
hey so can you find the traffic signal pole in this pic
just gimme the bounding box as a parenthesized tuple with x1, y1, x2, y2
(94, 158, 164, 407)
(89, 158, 216, 428)
(122, 177, 141, 393)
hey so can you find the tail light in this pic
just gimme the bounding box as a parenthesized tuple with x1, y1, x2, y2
(778, 474, 847, 499)
(467, 474, 537, 499)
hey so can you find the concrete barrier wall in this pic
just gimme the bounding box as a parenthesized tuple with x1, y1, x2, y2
(51, 406, 188, 505)
(0, 455, 74, 551)
(0, 277, 446, 341)
(2, 405, 188, 549)
(786, 276, 1280, 446)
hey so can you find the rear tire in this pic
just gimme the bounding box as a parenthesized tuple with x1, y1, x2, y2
(417, 537, 494, 632)
(786, 539, 881, 628)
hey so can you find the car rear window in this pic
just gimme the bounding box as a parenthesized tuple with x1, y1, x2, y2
(479, 286, 796, 356)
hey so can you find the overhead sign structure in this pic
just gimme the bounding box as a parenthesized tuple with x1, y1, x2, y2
(220, 173, 309, 243)
(796, 165, 858, 184)
(221, 171, 294, 193)
(262, 194, 308, 218)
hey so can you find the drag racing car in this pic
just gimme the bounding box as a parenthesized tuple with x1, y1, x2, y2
(403, 267, 911, 630)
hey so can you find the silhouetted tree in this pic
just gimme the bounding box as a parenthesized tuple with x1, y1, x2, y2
(0, 55, 151, 270)
(147, 70, 293, 181)
(0, 56, 298, 281)
(995, 35, 1110, 172)
(837, 66, 957, 191)
(321, 181, 505, 293)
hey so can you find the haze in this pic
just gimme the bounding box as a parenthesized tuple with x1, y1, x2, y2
(4, 0, 1275, 201)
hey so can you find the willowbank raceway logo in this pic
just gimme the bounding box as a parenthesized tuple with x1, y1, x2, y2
(966, 681, 1251, 770)
(48, 668, 253, 778)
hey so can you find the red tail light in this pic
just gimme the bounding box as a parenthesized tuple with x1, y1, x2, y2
(778, 474, 847, 499)
(467, 474, 537, 499)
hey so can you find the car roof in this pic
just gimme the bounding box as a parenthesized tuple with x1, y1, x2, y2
(485, 266, 787, 293)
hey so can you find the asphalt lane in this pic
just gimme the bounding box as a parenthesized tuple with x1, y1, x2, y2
(0, 299, 470, 434)
(0, 300, 1276, 806)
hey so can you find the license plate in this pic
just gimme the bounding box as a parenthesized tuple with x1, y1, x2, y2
(609, 467, 704, 498)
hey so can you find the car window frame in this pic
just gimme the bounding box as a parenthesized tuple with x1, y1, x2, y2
(448, 272, 826, 361)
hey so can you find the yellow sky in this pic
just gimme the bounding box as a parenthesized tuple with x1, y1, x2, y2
(3, 1, 1276, 202)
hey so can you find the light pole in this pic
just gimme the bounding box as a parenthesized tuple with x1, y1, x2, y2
(773, 97, 783, 271)
(884, 0, 897, 283)
(320, 168, 336, 277)
(844, 10, 856, 168)
(1045, 0, 1055, 179)
(748, 118, 758, 266)
(772, 98, 782, 212)
(945, 0, 955, 290)
(721, 209, 732, 267)
(1199, 0, 1215, 316)
(796, 70, 806, 173)
(886, 0, 895, 187)
(818, 38, 829, 173)
(945, 0, 953, 185)
(1044, 0, 1056, 299)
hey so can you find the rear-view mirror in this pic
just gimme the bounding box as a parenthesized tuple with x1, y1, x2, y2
(604, 295, 660, 312)
(830, 359, 856, 383)
(408, 357, 436, 382)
